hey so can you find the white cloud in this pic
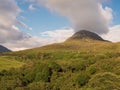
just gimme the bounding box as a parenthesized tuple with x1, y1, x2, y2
(0, 0, 21, 27)
(17, 21, 32, 30)
(25, 0, 37, 3)
(29, 4, 36, 10)
(12, 25, 19, 31)
(3, 36, 45, 51)
(101, 25, 120, 42)
(3, 28, 74, 51)
(41, 28, 74, 42)
(100, 5, 113, 25)
(0, 0, 32, 45)
(34, 0, 111, 34)
(0, 0, 34, 51)
(25, 0, 114, 35)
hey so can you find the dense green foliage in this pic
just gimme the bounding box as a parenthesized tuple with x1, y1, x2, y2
(76, 73, 90, 87)
(0, 39, 120, 90)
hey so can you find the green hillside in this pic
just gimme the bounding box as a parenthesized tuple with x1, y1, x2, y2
(0, 56, 24, 71)
(0, 39, 120, 90)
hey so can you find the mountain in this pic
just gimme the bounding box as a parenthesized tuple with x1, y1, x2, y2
(0, 31, 120, 90)
(68, 30, 105, 41)
(0, 45, 11, 52)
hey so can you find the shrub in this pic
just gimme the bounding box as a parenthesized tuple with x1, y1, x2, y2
(88, 66, 96, 75)
(35, 66, 51, 82)
(76, 73, 90, 87)
(28, 82, 50, 90)
(48, 62, 62, 72)
(101, 62, 113, 71)
(105, 52, 113, 58)
(25, 72, 35, 83)
(75, 63, 86, 71)
(15, 87, 29, 90)
(70, 61, 86, 72)
(88, 72, 120, 90)
(27, 53, 36, 59)
(25, 63, 52, 83)
(0, 77, 17, 90)
(0, 70, 8, 76)
(41, 53, 52, 60)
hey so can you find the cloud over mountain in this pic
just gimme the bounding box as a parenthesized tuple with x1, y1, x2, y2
(36, 0, 113, 34)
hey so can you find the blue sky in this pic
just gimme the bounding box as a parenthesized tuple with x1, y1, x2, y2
(105, 0, 120, 25)
(17, 0, 70, 37)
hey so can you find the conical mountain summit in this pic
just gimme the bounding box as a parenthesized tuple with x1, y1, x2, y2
(68, 30, 106, 41)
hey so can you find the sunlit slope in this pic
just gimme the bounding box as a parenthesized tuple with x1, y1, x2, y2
(0, 56, 24, 71)
(12, 39, 120, 57)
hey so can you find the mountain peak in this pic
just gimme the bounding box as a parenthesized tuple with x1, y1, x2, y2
(68, 30, 105, 41)
(0, 45, 11, 53)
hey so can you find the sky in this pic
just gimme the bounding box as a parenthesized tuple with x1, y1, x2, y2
(0, 0, 120, 51)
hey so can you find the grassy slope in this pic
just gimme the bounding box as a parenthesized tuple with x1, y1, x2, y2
(1, 39, 120, 90)
(0, 56, 24, 71)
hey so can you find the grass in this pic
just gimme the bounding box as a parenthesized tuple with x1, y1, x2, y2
(0, 56, 24, 71)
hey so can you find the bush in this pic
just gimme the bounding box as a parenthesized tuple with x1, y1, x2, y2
(75, 64, 86, 71)
(27, 53, 36, 59)
(0, 70, 8, 76)
(76, 73, 90, 87)
(0, 76, 17, 90)
(15, 87, 29, 90)
(48, 62, 62, 72)
(25, 63, 52, 83)
(69, 61, 86, 72)
(88, 66, 96, 75)
(35, 66, 51, 82)
(25, 72, 35, 83)
(88, 72, 120, 90)
(28, 82, 50, 90)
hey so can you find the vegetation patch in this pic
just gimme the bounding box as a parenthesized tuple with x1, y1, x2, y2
(0, 57, 24, 71)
